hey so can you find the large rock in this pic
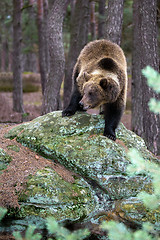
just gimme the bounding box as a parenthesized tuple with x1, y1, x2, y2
(1, 111, 160, 235)
(0, 167, 96, 232)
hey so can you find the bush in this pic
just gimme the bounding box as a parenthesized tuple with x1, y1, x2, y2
(13, 217, 90, 240)
(0, 72, 13, 91)
(0, 72, 41, 93)
(0, 208, 90, 240)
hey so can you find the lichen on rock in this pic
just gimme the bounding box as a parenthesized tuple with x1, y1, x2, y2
(18, 167, 96, 221)
(2, 111, 160, 234)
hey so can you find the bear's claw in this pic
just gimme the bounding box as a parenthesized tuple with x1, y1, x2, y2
(62, 109, 75, 117)
(104, 130, 116, 141)
(106, 134, 116, 141)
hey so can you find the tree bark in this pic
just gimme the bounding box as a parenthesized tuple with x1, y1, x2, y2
(42, 0, 67, 114)
(70, 0, 76, 18)
(8, 51, 13, 72)
(90, 1, 96, 40)
(63, 0, 90, 109)
(0, 1, 12, 72)
(37, 0, 49, 95)
(132, 0, 160, 155)
(43, 0, 49, 73)
(1, 40, 7, 72)
(12, 0, 24, 113)
(98, 0, 106, 39)
(104, 0, 124, 45)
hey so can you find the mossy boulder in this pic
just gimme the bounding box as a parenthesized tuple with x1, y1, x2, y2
(2, 111, 160, 233)
(0, 167, 97, 232)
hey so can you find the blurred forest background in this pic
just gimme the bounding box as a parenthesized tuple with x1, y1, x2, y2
(0, 0, 159, 155)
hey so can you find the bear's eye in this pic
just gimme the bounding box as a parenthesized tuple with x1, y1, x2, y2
(88, 91, 93, 96)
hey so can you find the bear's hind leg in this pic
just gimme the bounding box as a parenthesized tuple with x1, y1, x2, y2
(103, 100, 124, 141)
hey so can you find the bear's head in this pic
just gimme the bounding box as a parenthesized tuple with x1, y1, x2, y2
(79, 72, 120, 110)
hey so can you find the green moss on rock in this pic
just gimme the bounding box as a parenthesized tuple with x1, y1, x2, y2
(114, 197, 160, 226)
(4, 111, 160, 229)
(5, 112, 156, 199)
(18, 167, 96, 221)
(0, 167, 97, 232)
(0, 148, 12, 171)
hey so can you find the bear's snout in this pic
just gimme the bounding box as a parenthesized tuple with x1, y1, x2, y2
(79, 99, 84, 107)
(79, 97, 91, 110)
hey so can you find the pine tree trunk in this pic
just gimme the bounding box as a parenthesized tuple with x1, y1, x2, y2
(43, 0, 49, 73)
(132, 0, 160, 155)
(37, 0, 49, 95)
(70, 0, 76, 17)
(12, 0, 24, 113)
(42, 0, 67, 114)
(104, 0, 124, 45)
(63, 0, 90, 109)
(1, 41, 7, 72)
(98, 0, 106, 39)
(22, 1, 38, 73)
(8, 51, 12, 72)
(90, 1, 96, 40)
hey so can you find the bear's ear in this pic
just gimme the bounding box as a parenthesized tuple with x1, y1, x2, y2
(83, 72, 91, 81)
(100, 78, 108, 90)
(98, 58, 118, 72)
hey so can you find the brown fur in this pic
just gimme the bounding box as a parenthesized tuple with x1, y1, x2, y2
(74, 39, 127, 109)
(62, 39, 128, 141)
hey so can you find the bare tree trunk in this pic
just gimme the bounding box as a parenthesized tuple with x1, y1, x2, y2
(21, 0, 38, 73)
(37, 0, 49, 95)
(22, 53, 38, 72)
(42, 0, 67, 114)
(43, 0, 49, 73)
(98, 0, 106, 39)
(70, 0, 76, 17)
(12, 0, 24, 113)
(8, 51, 13, 72)
(132, 0, 160, 155)
(1, 41, 7, 72)
(63, 0, 90, 109)
(90, 1, 96, 40)
(104, 0, 124, 45)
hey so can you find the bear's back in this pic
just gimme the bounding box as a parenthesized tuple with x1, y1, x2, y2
(78, 39, 126, 71)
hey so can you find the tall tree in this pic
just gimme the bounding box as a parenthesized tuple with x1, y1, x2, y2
(132, 0, 160, 155)
(1, 41, 8, 71)
(22, 0, 38, 73)
(42, 0, 68, 114)
(70, 0, 76, 17)
(12, 0, 24, 113)
(0, 0, 13, 71)
(90, 1, 96, 40)
(98, 0, 106, 39)
(104, 0, 124, 45)
(63, 0, 90, 109)
(37, 0, 49, 95)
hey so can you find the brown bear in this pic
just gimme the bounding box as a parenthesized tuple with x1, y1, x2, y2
(62, 39, 128, 141)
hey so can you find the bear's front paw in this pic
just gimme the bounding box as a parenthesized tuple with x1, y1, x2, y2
(62, 109, 75, 117)
(104, 129, 116, 141)
(106, 134, 116, 141)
